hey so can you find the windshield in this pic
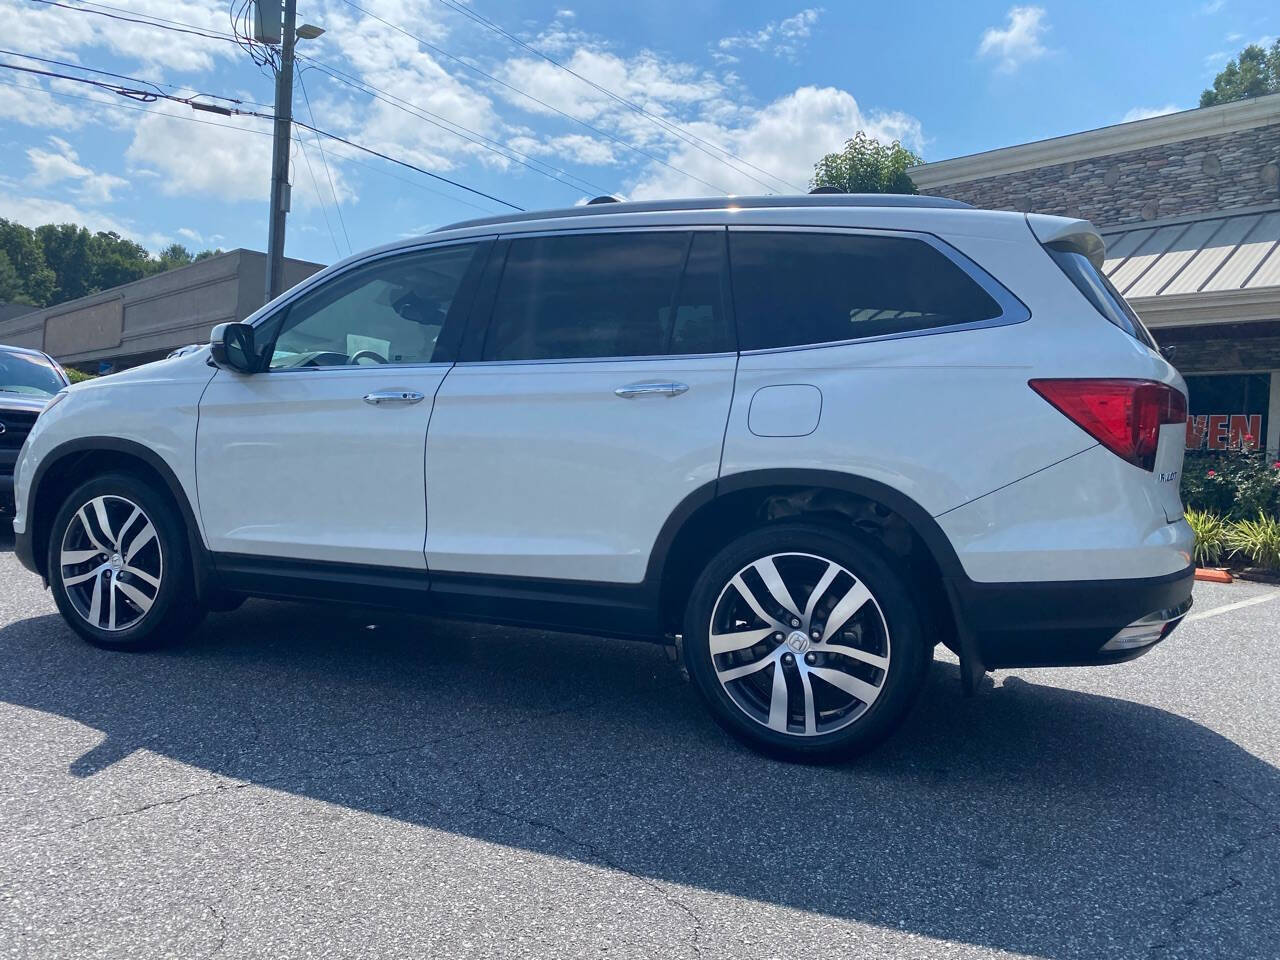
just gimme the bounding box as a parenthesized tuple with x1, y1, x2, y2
(0, 351, 65, 398)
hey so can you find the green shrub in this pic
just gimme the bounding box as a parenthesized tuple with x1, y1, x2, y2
(64, 367, 95, 384)
(1181, 449, 1280, 519)
(1225, 514, 1280, 571)
(1186, 508, 1229, 566)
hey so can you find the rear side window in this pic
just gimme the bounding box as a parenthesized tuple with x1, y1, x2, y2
(482, 231, 732, 361)
(1046, 243, 1157, 349)
(729, 231, 1003, 351)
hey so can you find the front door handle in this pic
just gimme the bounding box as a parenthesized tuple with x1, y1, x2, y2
(614, 381, 690, 399)
(363, 390, 425, 405)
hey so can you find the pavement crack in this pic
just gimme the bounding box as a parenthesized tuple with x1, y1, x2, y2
(204, 904, 228, 957)
(18, 780, 257, 840)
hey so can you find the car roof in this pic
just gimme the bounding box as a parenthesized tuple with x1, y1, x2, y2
(0, 343, 54, 360)
(434, 193, 971, 233)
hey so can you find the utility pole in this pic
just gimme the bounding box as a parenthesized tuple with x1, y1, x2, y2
(264, 0, 297, 305)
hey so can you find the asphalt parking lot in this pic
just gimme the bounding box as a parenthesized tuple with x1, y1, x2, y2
(1, 532, 1278, 959)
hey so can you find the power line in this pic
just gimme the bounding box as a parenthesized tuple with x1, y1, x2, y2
(0, 59, 526, 211)
(435, 0, 804, 192)
(0, 48, 271, 108)
(295, 136, 343, 257)
(333, 0, 730, 194)
(297, 70, 351, 254)
(285, 116, 523, 211)
(299, 55, 614, 198)
(0, 73, 497, 219)
(0, 74, 273, 136)
(26, 0, 250, 46)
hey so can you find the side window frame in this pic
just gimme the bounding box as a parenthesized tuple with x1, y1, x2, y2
(248, 237, 493, 372)
(457, 225, 735, 365)
(726, 225, 1030, 355)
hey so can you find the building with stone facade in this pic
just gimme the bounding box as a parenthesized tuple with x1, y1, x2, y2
(911, 92, 1280, 456)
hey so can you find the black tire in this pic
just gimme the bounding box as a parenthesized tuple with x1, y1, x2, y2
(682, 523, 930, 761)
(47, 472, 205, 651)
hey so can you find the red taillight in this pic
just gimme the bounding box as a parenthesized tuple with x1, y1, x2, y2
(1029, 379, 1186, 471)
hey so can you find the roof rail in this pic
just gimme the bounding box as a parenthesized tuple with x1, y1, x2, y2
(434, 193, 971, 233)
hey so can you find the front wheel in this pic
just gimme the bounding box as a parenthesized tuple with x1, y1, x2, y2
(48, 472, 205, 651)
(683, 524, 930, 761)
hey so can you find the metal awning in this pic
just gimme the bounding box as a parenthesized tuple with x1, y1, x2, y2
(1102, 208, 1280, 299)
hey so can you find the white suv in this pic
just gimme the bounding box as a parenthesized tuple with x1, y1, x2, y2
(12, 195, 1194, 760)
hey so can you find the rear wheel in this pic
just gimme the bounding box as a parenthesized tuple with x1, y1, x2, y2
(683, 524, 929, 761)
(48, 473, 205, 650)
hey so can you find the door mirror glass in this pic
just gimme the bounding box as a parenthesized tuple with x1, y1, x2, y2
(210, 322, 258, 373)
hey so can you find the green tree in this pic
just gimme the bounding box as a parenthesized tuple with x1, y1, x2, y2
(810, 132, 922, 195)
(158, 242, 194, 270)
(0, 250, 28, 304)
(193, 248, 224, 262)
(0, 219, 55, 306)
(1200, 40, 1280, 107)
(87, 230, 154, 291)
(35, 223, 94, 302)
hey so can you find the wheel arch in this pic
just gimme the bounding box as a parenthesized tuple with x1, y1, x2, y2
(26, 437, 214, 597)
(648, 469, 966, 644)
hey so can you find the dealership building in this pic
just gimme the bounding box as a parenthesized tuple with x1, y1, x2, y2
(912, 91, 1280, 457)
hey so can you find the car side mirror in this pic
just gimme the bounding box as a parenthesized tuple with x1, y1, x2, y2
(210, 322, 259, 373)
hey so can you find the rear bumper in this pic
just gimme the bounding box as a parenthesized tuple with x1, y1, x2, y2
(948, 565, 1195, 668)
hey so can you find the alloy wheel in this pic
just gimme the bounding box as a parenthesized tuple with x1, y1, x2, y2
(59, 495, 164, 632)
(708, 552, 891, 737)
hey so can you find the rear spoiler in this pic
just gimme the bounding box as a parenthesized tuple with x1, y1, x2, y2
(1025, 214, 1105, 269)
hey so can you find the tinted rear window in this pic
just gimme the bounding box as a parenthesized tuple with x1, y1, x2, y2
(482, 231, 732, 361)
(729, 231, 1003, 351)
(1046, 243, 1157, 349)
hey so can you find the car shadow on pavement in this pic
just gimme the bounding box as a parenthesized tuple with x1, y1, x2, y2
(1, 598, 1277, 959)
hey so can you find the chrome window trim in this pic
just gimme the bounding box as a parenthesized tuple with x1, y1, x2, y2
(727, 224, 1031, 357)
(245, 235, 493, 375)
(455, 351, 738, 369)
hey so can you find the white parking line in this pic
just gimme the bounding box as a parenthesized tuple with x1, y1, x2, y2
(1184, 592, 1280, 623)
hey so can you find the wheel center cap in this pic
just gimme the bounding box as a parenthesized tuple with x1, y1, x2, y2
(109, 554, 123, 571)
(786, 630, 810, 654)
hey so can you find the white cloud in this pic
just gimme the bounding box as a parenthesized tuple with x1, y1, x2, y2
(1201, 0, 1226, 13)
(1121, 104, 1180, 123)
(123, 103, 354, 212)
(0, 72, 87, 129)
(0, 0, 243, 73)
(716, 8, 822, 63)
(507, 133, 617, 166)
(628, 86, 922, 200)
(977, 6, 1050, 72)
(125, 105, 276, 203)
(26, 136, 128, 203)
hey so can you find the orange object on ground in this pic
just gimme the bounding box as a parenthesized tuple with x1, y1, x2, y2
(1195, 568, 1233, 583)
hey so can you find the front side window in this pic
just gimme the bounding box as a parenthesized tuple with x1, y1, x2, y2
(481, 230, 731, 361)
(729, 231, 1004, 351)
(264, 244, 478, 370)
(0, 351, 64, 398)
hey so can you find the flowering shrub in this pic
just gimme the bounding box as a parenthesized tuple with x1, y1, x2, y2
(1181, 448, 1280, 519)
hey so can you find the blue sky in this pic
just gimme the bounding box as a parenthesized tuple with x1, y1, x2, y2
(0, 0, 1275, 265)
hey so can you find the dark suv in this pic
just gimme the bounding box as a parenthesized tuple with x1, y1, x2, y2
(0, 345, 69, 512)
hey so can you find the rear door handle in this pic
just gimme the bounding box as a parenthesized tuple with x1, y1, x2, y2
(363, 390, 425, 405)
(614, 381, 689, 399)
